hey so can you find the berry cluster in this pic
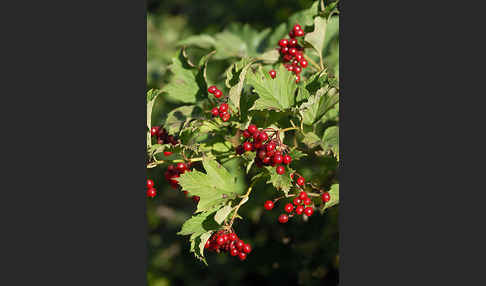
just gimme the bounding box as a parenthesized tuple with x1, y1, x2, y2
(150, 126, 178, 156)
(277, 24, 308, 83)
(208, 86, 231, 122)
(204, 230, 252, 261)
(146, 179, 157, 198)
(267, 191, 314, 223)
(236, 124, 292, 175)
(164, 162, 200, 203)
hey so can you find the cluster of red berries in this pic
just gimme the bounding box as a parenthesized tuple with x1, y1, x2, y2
(205, 230, 252, 261)
(146, 179, 157, 198)
(264, 191, 314, 223)
(277, 24, 308, 83)
(150, 126, 178, 156)
(236, 124, 292, 175)
(164, 162, 200, 203)
(208, 86, 231, 122)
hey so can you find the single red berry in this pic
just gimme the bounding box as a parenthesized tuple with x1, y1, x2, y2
(279, 38, 289, 47)
(150, 126, 160, 136)
(236, 240, 244, 250)
(292, 59, 299, 66)
(243, 142, 253, 152)
(303, 197, 312, 205)
(294, 29, 305, 37)
(289, 48, 297, 56)
(252, 131, 260, 141)
(167, 165, 175, 172)
(287, 65, 294, 72)
(293, 24, 302, 31)
(289, 30, 295, 38)
(221, 113, 231, 122)
(298, 191, 308, 200)
(289, 38, 297, 47)
(280, 46, 289, 54)
(284, 203, 294, 213)
(208, 85, 217, 94)
(176, 162, 186, 173)
(294, 66, 302, 74)
(242, 129, 251, 138)
(293, 197, 302, 205)
(273, 154, 283, 164)
(278, 214, 289, 223)
(295, 53, 303, 62)
(163, 151, 173, 156)
(283, 54, 293, 62)
(303, 207, 314, 217)
(253, 141, 262, 149)
(205, 239, 211, 249)
(295, 74, 301, 83)
(297, 177, 305, 186)
(247, 124, 258, 134)
(264, 200, 274, 210)
(219, 103, 229, 113)
(238, 252, 247, 261)
(229, 233, 238, 241)
(147, 188, 157, 198)
(213, 89, 222, 98)
(216, 235, 225, 245)
(146, 179, 154, 188)
(258, 149, 267, 160)
(282, 154, 292, 164)
(222, 234, 229, 243)
(322, 192, 331, 203)
(276, 165, 285, 175)
(300, 59, 308, 68)
(243, 243, 252, 254)
(258, 132, 268, 142)
(266, 142, 276, 152)
(263, 156, 271, 164)
(269, 69, 276, 79)
(211, 107, 219, 117)
(230, 248, 239, 256)
(295, 205, 305, 215)
(192, 196, 200, 203)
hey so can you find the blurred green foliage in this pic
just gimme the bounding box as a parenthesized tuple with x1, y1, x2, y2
(148, 1, 339, 285)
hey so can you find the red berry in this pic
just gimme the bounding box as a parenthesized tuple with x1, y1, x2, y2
(192, 196, 200, 203)
(242, 129, 251, 138)
(293, 197, 302, 205)
(292, 59, 299, 66)
(214, 89, 222, 98)
(284, 203, 294, 213)
(258, 149, 267, 160)
(243, 243, 252, 254)
(236, 240, 244, 250)
(289, 31, 295, 38)
(167, 165, 176, 172)
(303, 197, 312, 205)
(283, 54, 293, 62)
(216, 236, 225, 245)
(238, 252, 247, 261)
(282, 154, 292, 164)
(252, 131, 260, 141)
(243, 142, 253, 152)
(293, 24, 302, 31)
(205, 239, 211, 249)
(211, 107, 219, 117)
(176, 162, 186, 173)
(294, 66, 302, 74)
(298, 191, 308, 200)
(303, 207, 314, 216)
(295, 205, 305, 215)
(222, 234, 229, 243)
(294, 29, 305, 37)
(264, 200, 274, 210)
(297, 177, 305, 186)
(263, 156, 271, 164)
(290, 173, 295, 180)
(278, 214, 289, 223)
(269, 70, 276, 79)
(229, 233, 238, 241)
(322, 192, 331, 203)
(295, 74, 301, 83)
(147, 188, 157, 198)
(208, 85, 217, 94)
(300, 59, 308, 68)
(278, 38, 289, 47)
(163, 151, 173, 156)
(280, 46, 289, 54)
(219, 103, 229, 113)
(266, 149, 275, 157)
(150, 126, 160, 136)
(273, 154, 283, 164)
(220, 113, 231, 122)
(276, 165, 285, 175)
(289, 38, 297, 47)
(230, 248, 239, 256)
(253, 141, 262, 149)
(287, 65, 294, 72)
(247, 124, 258, 134)
(146, 179, 154, 188)
(295, 53, 303, 62)
(288, 48, 297, 56)
(266, 142, 276, 152)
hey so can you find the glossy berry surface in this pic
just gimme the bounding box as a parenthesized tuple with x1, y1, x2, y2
(295, 205, 305, 215)
(238, 252, 247, 261)
(213, 89, 222, 98)
(230, 249, 239, 256)
(273, 154, 283, 164)
(300, 59, 308, 68)
(219, 103, 229, 113)
(282, 154, 292, 164)
(278, 214, 289, 223)
(163, 151, 173, 156)
(298, 191, 308, 200)
(220, 113, 231, 122)
(150, 126, 159, 136)
(276, 165, 285, 175)
(269, 69, 276, 79)
(146, 179, 154, 188)
(247, 124, 258, 134)
(293, 197, 302, 205)
(242, 129, 251, 138)
(322, 192, 331, 203)
(243, 142, 253, 152)
(147, 188, 157, 198)
(294, 29, 304, 37)
(303, 207, 314, 217)
(296, 177, 305, 186)
(284, 203, 294, 213)
(243, 244, 252, 254)
(208, 86, 217, 94)
(176, 162, 186, 173)
(278, 39, 289, 47)
(211, 107, 219, 117)
(264, 200, 274, 210)
(303, 197, 312, 205)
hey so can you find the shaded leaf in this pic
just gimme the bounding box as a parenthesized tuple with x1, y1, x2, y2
(321, 126, 339, 160)
(322, 183, 339, 212)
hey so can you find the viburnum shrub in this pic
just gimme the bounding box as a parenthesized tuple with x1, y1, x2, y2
(147, 0, 339, 265)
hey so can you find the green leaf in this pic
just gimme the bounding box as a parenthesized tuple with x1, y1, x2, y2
(300, 87, 339, 125)
(225, 57, 255, 112)
(177, 34, 216, 49)
(178, 157, 246, 213)
(146, 89, 161, 148)
(322, 183, 339, 212)
(196, 50, 216, 93)
(162, 49, 200, 103)
(302, 132, 322, 149)
(214, 205, 233, 225)
(288, 1, 320, 28)
(213, 32, 247, 60)
(264, 166, 294, 195)
(164, 105, 202, 135)
(256, 49, 280, 64)
(247, 65, 297, 111)
(287, 147, 307, 161)
(227, 23, 271, 56)
(321, 126, 339, 160)
(178, 207, 220, 236)
(304, 16, 327, 66)
(321, 0, 340, 19)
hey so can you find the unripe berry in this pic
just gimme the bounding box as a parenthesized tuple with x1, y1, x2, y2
(278, 214, 289, 223)
(300, 59, 308, 68)
(211, 107, 219, 117)
(297, 177, 305, 186)
(278, 38, 289, 47)
(247, 124, 258, 134)
(243, 142, 253, 152)
(147, 179, 154, 188)
(283, 154, 292, 164)
(150, 126, 160, 136)
(230, 248, 239, 256)
(273, 154, 283, 164)
(208, 85, 217, 94)
(284, 203, 294, 213)
(295, 205, 305, 215)
(298, 191, 308, 200)
(303, 197, 312, 205)
(293, 197, 302, 205)
(243, 243, 252, 254)
(163, 151, 173, 156)
(238, 252, 247, 261)
(147, 188, 157, 198)
(276, 165, 285, 175)
(219, 103, 229, 113)
(303, 207, 314, 217)
(264, 200, 274, 210)
(269, 69, 276, 79)
(322, 192, 331, 203)
(242, 129, 251, 138)
(213, 89, 222, 98)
